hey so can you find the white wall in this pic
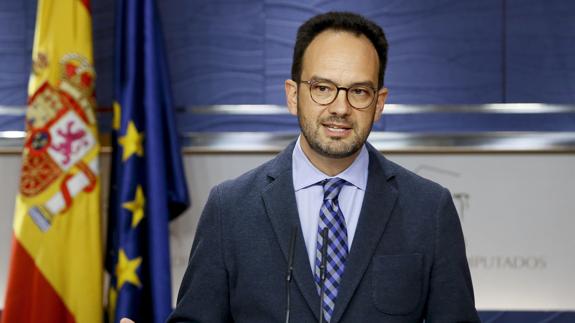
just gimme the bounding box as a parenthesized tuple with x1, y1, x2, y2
(0, 154, 21, 309)
(1, 152, 575, 310)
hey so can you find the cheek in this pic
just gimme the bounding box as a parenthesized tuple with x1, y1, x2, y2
(302, 110, 320, 129)
(299, 94, 316, 110)
(356, 112, 376, 130)
(298, 102, 322, 121)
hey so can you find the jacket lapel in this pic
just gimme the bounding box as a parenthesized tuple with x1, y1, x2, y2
(261, 143, 321, 321)
(330, 148, 399, 323)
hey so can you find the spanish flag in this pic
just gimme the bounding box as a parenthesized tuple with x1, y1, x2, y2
(2, 1, 102, 322)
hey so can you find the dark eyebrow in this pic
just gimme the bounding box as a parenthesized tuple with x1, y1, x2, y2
(349, 81, 376, 88)
(309, 75, 376, 88)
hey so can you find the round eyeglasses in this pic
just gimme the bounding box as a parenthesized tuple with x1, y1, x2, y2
(300, 79, 377, 110)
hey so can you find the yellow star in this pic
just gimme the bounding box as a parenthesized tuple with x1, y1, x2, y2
(122, 185, 145, 228)
(116, 249, 142, 289)
(118, 121, 144, 161)
(112, 101, 121, 131)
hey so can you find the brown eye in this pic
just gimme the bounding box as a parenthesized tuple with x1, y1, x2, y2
(350, 87, 369, 96)
(312, 83, 334, 93)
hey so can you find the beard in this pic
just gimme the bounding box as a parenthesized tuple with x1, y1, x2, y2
(298, 112, 372, 159)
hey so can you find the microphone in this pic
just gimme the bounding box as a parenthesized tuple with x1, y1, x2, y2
(318, 227, 329, 323)
(284, 226, 297, 323)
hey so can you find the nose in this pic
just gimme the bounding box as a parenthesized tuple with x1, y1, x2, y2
(326, 88, 352, 116)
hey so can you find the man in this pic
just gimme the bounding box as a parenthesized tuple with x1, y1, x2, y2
(169, 12, 479, 323)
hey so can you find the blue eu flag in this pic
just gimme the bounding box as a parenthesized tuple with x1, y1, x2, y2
(105, 0, 190, 322)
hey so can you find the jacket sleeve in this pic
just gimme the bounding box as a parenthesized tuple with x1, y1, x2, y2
(167, 185, 232, 323)
(425, 188, 480, 323)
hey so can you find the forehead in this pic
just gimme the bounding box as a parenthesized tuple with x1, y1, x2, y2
(301, 30, 379, 84)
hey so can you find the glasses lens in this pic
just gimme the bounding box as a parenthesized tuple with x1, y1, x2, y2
(348, 86, 375, 109)
(309, 81, 337, 105)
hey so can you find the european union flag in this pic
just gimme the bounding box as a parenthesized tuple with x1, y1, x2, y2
(105, 0, 190, 322)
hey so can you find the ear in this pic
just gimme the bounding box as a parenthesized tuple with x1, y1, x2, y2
(373, 87, 388, 122)
(285, 79, 298, 116)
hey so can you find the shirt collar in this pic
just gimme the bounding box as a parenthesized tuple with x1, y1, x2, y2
(292, 135, 369, 192)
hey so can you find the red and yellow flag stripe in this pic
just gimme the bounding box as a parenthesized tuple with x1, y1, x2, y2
(3, 1, 102, 322)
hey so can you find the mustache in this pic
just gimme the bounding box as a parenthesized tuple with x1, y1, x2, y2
(320, 116, 351, 124)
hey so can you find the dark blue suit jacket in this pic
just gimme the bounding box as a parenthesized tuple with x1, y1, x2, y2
(169, 142, 479, 323)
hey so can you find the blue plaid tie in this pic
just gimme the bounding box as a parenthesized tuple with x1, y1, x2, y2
(314, 177, 348, 322)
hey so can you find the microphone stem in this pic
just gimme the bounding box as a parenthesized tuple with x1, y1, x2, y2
(319, 283, 325, 323)
(285, 227, 297, 323)
(285, 276, 291, 323)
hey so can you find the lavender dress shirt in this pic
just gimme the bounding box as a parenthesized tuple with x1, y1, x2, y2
(292, 136, 369, 274)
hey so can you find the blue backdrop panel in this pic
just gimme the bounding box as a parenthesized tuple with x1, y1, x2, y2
(0, 1, 35, 105)
(92, 0, 115, 108)
(0, 0, 574, 134)
(158, 0, 503, 105)
(506, 0, 575, 103)
(1, 0, 574, 106)
(372, 0, 502, 104)
(160, 0, 265, 106)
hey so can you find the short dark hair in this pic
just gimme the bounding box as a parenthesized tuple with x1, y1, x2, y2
(291, 12, 389, 89)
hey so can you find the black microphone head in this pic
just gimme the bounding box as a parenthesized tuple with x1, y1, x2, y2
(320, 227, 329, 281)
(286, 226, 297, 281)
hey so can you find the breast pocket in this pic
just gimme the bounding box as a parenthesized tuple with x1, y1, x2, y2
(371, 254, 423, 315)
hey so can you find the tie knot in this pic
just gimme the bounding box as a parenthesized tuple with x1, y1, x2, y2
(322, 177, 346, 200)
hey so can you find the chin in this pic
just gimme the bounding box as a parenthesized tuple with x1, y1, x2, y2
(314, 140, 362, 159)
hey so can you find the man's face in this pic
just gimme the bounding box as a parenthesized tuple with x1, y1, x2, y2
(286, 30, 387, 160)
